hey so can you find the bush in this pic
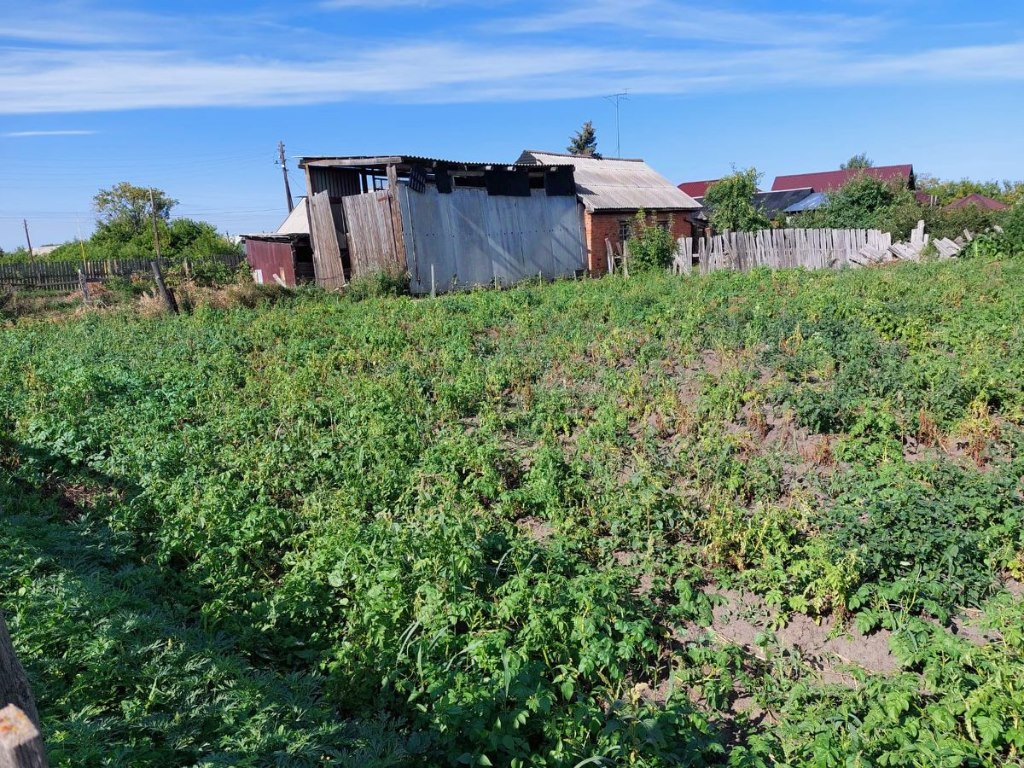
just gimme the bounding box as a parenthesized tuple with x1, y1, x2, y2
(627, 210, 678, 271)
(820, 175, 916, 230)
(0, 287, 15, 320)
(346, 270, 409, 300)
(704, 168, 770, 232)
(999, 203, 1024, 253)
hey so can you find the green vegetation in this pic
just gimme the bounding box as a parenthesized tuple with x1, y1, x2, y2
(626, 210, 678, 271)
(1, 243, 1023, 765)
(840, 153, 874, 170)
(703, 169, 770, 233)
(917, 176, 1024, 208)
(1, 183, 240, 268)
(797, 175, 1014, 241)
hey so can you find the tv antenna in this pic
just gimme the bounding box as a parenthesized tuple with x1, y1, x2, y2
(604, 90, 629, 158)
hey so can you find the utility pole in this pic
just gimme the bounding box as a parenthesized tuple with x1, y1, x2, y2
(149, 188, 162, 259)
(22, 219, 33, 259)
(278, 141, 294, 213)
(604, 90, 629, 158)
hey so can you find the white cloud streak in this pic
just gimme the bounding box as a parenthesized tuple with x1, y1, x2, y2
(3, 129, 97, 137)
(492, 0, 881, 47)
(2, 1, 1022, 114)
(319, 0, 464, 6)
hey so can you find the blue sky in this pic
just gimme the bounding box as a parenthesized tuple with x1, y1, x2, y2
(2, 0, 1023, 250)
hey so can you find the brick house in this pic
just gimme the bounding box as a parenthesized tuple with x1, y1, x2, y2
(518, 150, 701, 274)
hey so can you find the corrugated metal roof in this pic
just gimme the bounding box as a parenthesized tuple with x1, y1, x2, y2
(752, 188, 815, 216)
(696, 188, 815, 218)
(771, 165, 914, 192)
(300, 154, 571, 171)
(785, 191, 829, 213)
(944, 193, 1009, 211)
(678, 179, 721, 198)
(519, 150, 700, 212)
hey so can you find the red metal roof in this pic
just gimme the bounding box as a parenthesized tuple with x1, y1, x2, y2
(944, 193, 1009, 211)
(677, 179, 720, 198)
(771, 165, 914, 192)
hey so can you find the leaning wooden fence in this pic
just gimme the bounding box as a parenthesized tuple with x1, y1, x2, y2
(0, 253, 245, 293)
(672, 222, 967, 276)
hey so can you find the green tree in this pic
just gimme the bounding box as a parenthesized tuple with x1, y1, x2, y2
(916, 175, 1024, 207)
(567, 121, 601, 158)
(841, 153, 874, 170)
(94, 182, 178, 241)
(815, 177, 921, 233)
(704, 168, 770, 232)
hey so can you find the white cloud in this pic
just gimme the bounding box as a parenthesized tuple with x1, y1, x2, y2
(3, 129, 96, 137)
(4, 38, 1024, 115)
(320, 0, 464, 6)
(492, 0, 881, 47)
(1, 1, 1022, 114)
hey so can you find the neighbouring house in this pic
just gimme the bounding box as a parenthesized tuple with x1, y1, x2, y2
(771, 165, 915, 193)
(784, 191, 829, 215)
(296, 154, 585, 293)
(677, 179, 721, 198)
(944, 193, 1009, 212)
(519, 150, 701, 274)
(242, 197, 315, 287)
(693, 188, 817, 224)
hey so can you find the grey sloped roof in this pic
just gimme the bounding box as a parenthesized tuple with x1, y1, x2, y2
(752, 188, 815, 217)
(785, 192, 828, 213)
(518, 150, 700, 212)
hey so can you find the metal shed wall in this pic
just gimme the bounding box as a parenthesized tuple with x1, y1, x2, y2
(399, 186, 584, 295)
(308, 166, 362, 199)
(244, 239, 296, 286)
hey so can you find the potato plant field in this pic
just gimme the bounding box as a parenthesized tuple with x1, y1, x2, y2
(1, 249, 1023, 766)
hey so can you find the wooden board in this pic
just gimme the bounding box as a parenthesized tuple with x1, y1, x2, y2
(308, 191, 346, 289)
(343, 191, 405, 280)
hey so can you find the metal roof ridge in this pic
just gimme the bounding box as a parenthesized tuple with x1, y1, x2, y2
(523, 149, 647, 162)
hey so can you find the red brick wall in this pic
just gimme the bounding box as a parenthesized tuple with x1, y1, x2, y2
(583, 211, 693, 274)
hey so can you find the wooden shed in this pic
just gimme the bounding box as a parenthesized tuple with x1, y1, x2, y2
(299, 155, 586, 294)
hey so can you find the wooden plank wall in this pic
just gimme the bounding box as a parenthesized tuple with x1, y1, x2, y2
(308, 191, 347, 290)
(0, 254, 244, 293)
(400, 186, 585, 295)
(342, 191, 405, 279)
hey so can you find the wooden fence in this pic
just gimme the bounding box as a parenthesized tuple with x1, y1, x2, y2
(671, 223, 964, 276)
(0, 253, 245, 293)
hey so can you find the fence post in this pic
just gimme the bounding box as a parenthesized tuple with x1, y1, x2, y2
(78, 270, 90, 306)
(150, 261, 179, 315)
(0, 613, 39, 731)
(0, 705, 47, 768)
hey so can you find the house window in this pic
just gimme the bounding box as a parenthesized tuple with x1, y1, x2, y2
(618, 220, 632, 242)
(656, 218, 670, 231)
